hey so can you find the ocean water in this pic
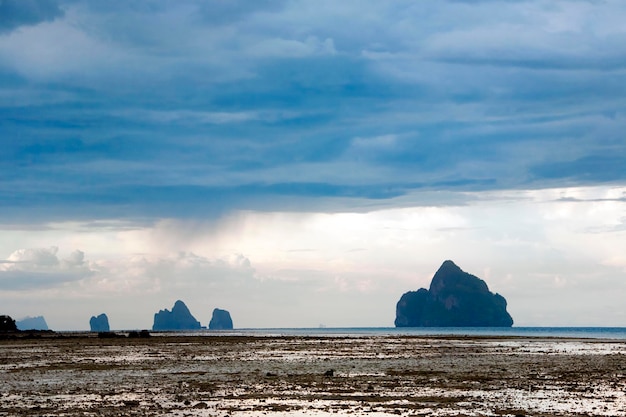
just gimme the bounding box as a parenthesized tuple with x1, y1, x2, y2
(161, 327, 626, 339)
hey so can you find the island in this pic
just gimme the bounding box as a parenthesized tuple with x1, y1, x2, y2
(16, 316, 49, 331)
(152, 300, 201, 331)
(208, 308, 233, 330)
(89, 313, 110, 332)
(395, 260, 513, 327)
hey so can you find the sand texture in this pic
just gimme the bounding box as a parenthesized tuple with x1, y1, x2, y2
(1, 334, 626, 416)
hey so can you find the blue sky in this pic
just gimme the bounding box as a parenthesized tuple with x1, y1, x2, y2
(1, 0, 625, 330)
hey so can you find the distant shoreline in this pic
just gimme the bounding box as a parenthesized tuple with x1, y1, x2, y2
(4, 326, 626, 341)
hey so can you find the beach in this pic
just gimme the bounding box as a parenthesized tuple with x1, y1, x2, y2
(1, 334, 625, 416)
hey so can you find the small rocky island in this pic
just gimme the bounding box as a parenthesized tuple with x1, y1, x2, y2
(395, 260, 513, 327)
(89, 313, 110, 332)
(208, 308, 233, 330)
(152, 300, 201, 331)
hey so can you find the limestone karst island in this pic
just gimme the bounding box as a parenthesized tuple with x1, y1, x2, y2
(395, 260, 513, 327)
(152, 300, 234, 331)
(209, 308, 234, 330)
(89, 313, 110, 332)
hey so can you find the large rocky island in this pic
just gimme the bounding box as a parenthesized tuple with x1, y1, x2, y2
(152, 300, 201, 331)
(395, 260, 513, 327)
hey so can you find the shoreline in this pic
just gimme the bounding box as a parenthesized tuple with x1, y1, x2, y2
(5, 330, 626, 343)
(7, 324, 626, 337)
(1, 334, 625, 416)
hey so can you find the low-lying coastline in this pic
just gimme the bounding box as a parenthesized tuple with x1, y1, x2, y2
(1, 334, 625, 416)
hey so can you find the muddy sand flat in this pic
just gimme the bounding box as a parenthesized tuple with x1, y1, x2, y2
(1, 334, 625, 416)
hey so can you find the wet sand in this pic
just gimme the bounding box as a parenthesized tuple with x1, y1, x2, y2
(1, 334, 626, 416)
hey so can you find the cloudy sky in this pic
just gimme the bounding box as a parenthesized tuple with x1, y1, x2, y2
(1, 0, 625, 330)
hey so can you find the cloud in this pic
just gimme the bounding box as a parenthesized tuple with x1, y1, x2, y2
(347, 134, 400, 162)
(3, 0, 626, 329)
(532, 154, 626, 184)
(246, 36, 336, 58)
(196, 0, 287, 25)
(0, 0, 63, 33)
(55, 248, 259, 297)
(0, 0, 625, 224)
(0, 247, 93, 290)
(0, 244, 258, 299)
(1, 185, 626, 328)
(403, 1, 626, 71)
(3, 246, 60, 268)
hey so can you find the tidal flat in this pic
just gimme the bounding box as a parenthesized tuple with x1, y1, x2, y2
(1, 334, 626, 416)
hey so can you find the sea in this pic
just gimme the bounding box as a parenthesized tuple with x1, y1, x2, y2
(152, 327, 626, 340)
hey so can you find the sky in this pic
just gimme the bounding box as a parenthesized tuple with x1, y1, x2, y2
(1, 0, 625, 330)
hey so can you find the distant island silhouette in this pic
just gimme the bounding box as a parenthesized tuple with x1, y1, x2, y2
(16, 316, 49, 331)
(4, 267, 513, 331)
(209, 308, 234, 330)
(395, 260, 513, 327)
(152, 300, 201, 331)
(90, 313, 110, 332)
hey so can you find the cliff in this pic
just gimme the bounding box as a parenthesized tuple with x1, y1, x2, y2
(16, 316, 49, 331)
(89, 313, 110, 332)
(152, 300, 201, 331)
(208, 308, 233, 330)
(395, 260, 513, 327)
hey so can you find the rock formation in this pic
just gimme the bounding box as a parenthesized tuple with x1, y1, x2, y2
(208, 308, 233, 330)
(395, 260, 513, 327)
(16, 316, 49, 331)
(89, 313, 110, 332)
(152, 300, 201, 331)
(0, 315, 18, 332)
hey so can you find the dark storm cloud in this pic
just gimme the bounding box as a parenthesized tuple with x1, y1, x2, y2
(1, 0, 625, 222)
(0, 0, 63, 33)
(197, 0, 287, 25)
(532, 154, 626, 184)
